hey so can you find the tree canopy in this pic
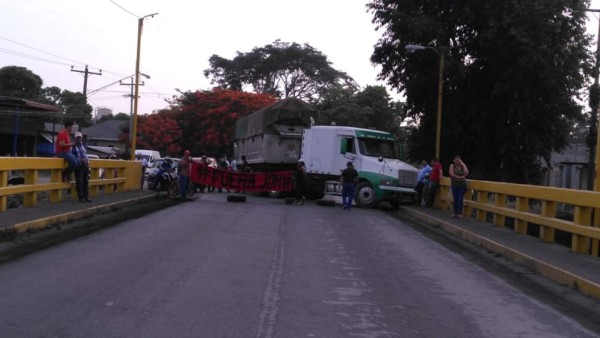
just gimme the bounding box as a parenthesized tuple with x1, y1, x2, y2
(204, 40, 357, 101)
(0, 66, 43, 99)
(0, 66, 93, 127)
(368, 0, 594, 183)
(134, 89, 275, 157)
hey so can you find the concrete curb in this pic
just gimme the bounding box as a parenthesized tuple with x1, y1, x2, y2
(8, 195, 158, 233)
(399, 207, 600, 301)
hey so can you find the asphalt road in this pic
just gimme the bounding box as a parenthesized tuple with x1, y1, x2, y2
(0, 193, 598, 338)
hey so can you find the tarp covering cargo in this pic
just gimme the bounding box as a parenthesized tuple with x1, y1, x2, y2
(234, 97, 316, 140)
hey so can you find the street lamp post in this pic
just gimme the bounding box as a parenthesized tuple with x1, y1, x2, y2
(405, 44, 445, 160)
(130, 13, 158, 161)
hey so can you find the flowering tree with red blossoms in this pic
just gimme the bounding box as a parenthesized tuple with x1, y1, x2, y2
(135, 113, 183, 156)
(171, 88, 275, 157)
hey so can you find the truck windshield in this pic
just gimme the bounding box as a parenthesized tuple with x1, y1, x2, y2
(357, 138, 397, 158)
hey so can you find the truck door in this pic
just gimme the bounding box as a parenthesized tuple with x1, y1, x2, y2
(338, 136, 357, 174)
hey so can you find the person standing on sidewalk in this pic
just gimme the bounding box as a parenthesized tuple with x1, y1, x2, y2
(415, 159, 431, 206)
(55, 121, 78, 183)
(178, 150, 192, 200)
(424, 157, 443, 208)
(449, 155, 469, 218)
(71, 132, 91, 202)
(340, 161, 358, 210)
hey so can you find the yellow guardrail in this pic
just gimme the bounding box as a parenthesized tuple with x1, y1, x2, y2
(0, 157, 142, 212)
(437, 177, 600, 257)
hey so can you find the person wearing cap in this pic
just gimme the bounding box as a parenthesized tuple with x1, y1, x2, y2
(71, 131, 91, 202)
(293, 159, 306, 205)
(55, 121, 78, 183)
(178, 150, 192, 200)
(340, 161, 358, 210)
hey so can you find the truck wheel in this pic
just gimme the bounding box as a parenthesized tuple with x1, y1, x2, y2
(355, 182, 377, 208)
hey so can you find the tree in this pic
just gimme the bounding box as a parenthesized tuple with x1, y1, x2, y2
(136, 112, 183, 156)
(58, 90, 93, 128)
(40, 86, 93, 127)
(316, 85, 406, 135)
(367, 0, 594, 183)
(204, 40, 357, 101)
(0, 66, 43, 99)
(171, 88, 276, 157)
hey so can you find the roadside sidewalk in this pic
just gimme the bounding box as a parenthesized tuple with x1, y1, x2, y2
(1, 190, 158, 233)
(398, 205, 600, 301)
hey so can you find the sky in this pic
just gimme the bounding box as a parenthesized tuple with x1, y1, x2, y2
(3, 1, 600, 119)
(0, 0, 386, 117)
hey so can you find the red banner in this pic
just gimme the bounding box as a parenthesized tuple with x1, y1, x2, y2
(190, 162, 294, 192)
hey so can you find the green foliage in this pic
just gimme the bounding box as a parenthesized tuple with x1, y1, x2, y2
(368, 0, 594, 183)
(204, 40, 357, 101)
(0, 66, 43, 99)
(57, 90, 93, 128)
(316, 85, 405, 134)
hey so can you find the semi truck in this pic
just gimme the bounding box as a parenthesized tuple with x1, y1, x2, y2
(233, 97, 418, 208)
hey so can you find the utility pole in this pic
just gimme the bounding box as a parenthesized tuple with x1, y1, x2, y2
(131, 12, 158, 160)
(120, 77, 145, 148)
(71, 65, 102, 122)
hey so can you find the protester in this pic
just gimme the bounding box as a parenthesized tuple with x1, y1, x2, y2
(415, 159, 431, 206)
(293, 159, 306, 205)
(55, 121, 78, 183)
(71, 132, 91, 202)
(217, 155, 230, 193)
(229, 155, 237, 172)
(424, 157, 443, 208)
(177, 150, 192, 200)
(340, 161, 358, 210)
(240, 155, 250, 173)
(449, 155, 469, 218)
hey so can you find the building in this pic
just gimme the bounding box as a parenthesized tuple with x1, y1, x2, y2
(82, 119, 128, 158)
(95, 106, 113, 121)
(0, 97, 62, 157)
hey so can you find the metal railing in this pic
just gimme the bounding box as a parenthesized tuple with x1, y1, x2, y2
(437, 177, 600, 257)
(0, 157, 142, 212)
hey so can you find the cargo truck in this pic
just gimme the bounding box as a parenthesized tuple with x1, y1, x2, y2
(233, 97, 418, 208)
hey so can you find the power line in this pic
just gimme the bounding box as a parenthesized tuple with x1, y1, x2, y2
(0, 37, 127, 78)
(0, 35, 86, 66)
(109, 0, 140, 18)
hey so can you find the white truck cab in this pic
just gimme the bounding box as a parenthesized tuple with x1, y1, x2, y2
(302, 126, 418, 208)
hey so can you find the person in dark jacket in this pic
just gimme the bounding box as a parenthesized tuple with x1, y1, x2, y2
(340, 161, 358, 210)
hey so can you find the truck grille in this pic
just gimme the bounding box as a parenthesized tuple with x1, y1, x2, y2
(398, 169, 417, 187)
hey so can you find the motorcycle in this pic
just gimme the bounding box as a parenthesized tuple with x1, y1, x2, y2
(148, 169, 179, 197)
(148, 170, 196, 198)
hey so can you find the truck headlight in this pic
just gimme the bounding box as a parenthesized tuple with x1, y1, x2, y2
(380, 178, 396, 186)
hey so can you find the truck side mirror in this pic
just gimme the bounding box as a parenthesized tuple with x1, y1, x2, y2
(340, 139, 348, 154)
